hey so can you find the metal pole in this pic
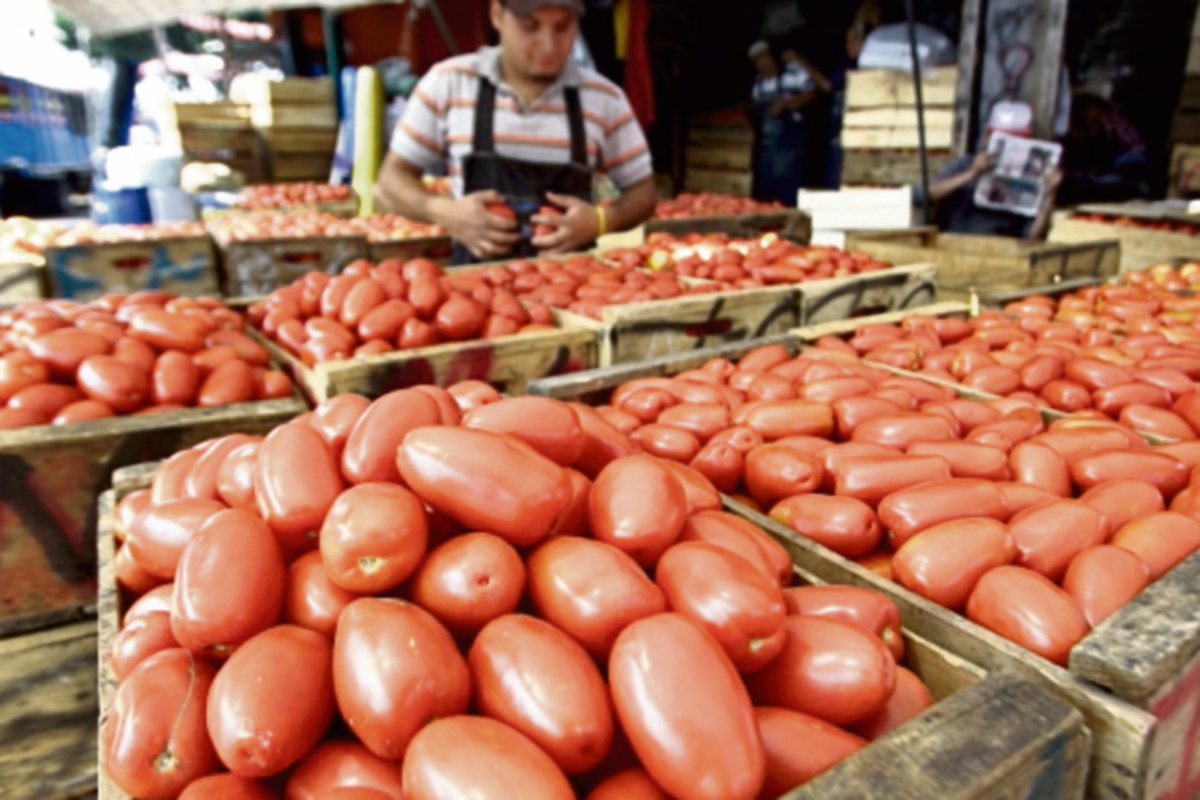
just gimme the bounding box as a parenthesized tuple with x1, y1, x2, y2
(904, 0, 931, 225)
(323, 10, 345, 119)
(416, 0, 461, 56)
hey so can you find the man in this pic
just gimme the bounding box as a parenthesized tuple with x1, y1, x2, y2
(1059, 92, 1148, 205)
(375, 0, 657, 264)
(924, 101, 1062, 240)
(749, 40, 810, 204)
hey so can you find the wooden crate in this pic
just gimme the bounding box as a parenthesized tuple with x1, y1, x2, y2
(257, 324, 597, 404)
(845, 66, 959, 109)
(1050, 215, 1200, 274)
(367, 235, 454, 265)
(218, 235, 370, 296)
(847, 229, 1121, 300)
(169, 102, 248, 125)
(251, 103, 339, 130)
(271, 153, 334, 182)
(799, 187, 914, 231)
(177, 122, 259, 155)
(684, 168, 753, 197)
(644, 209, 812, 244)
(1168, 144, 1200, 198)
(232, 76, 334, 107)
(798, 263, 939, 325)
(841, 126, 953, 150)
(0, 259, 46, 304)
(93, 465, 1088, 800)
(843, 107, 956, 130)
(261, 127, 339, 154)
(685, 143, 753, 171)
(42, 237, 220, 302)
(840, 149, 956, 188)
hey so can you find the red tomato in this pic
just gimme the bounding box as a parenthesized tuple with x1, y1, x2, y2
(0, 350, 48, 403)
(27, 327, 110, 377)
(854, 666, 935, 740)
(527, 536, 666, 660)
(128, 308, 209, 353)
(410, 532, 525, 636)
(907, 440, 1010, 481)
(151, 447, 205, 503)
(340, 279, 388, 329)
(610, 613, 765, 800)
(114, 488, 152, 543)
(198, 359, 255, 407)
(893, 518, 1016, 609)
(570, 402, 640, 477)
(782, 586, 903, 661)
(411, 385, 463, 425)
(470, 614, 613, 774)
(657, 403, 731, 442)
(78, 355, 150, 413)
(103, 649, 218, 798)
(744, 444, 824, 506)
(589, 454, 688, 568)
(966, 566, 1090, 665)
(319, 483, 428, 594)
(750, 616, 895, 727)
(1121, 404, 1197, 441)
(435, 295, 488, 340)
(738, 400, 834, 441)
(835, 455, 952, 506)
(632, 423, 700, 462)
(333, 598, 470, 759)
(53, 399, 115, 424)
(680, 510, 792, 587)
(256, 424, 344, 556)
(448, 380, 502, 412)
(397, 426, 573, 547)
(216, 442, 260, 511)
(125, 498, 227, 580)
(178, 774, 277, 800)
(1070, 450, 1188, 497)
(309, 393, 372, 458)
(1009, 441, 1072, 497)
(185, 434, 258, 501)
(7, 383, 83, 418)
(585, 769, 668, 800)
(171, 509, 286, 658)
(207, 625, 335, 777)
(658, 460, 721, 515)
(879, 479, 1010, 550)
(689, 440, 743, 492)
(1111, 512, 1200, 578)
(115, 543, 162, 594)
(109, 610, 177, 682)
(402, 715, 574, 800)
(656, 542, 787, 673)
(284, 550, 358, 639)
(770, 494, 881, 558)
(1008, 500, 1109, 581)
(153, 350, 201, 406)
(285, 741, 404, 800)
(342, 389, 443, 484)
(755, 706, 865, 796)
(1063, 545, 1151, 627)
(463, 396, 584, 465)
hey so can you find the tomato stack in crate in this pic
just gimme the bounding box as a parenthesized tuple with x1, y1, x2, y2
(96, 385, 1085, 800)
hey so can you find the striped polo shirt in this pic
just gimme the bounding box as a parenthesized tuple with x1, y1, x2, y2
(390, 46, 653, 197)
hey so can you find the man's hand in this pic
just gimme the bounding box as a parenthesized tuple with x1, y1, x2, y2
(530, 193, 600, 254)
(434, 189, 520, 260)
(970, 150, 998, 178)
(1044, 166, 1064, 194)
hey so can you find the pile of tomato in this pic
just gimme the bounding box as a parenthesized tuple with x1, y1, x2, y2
(104, 386, 935, 800)
(249, 259, 560, 364)
(330, 215, 446, 242)
(1121, 262, 1200, 292)
(585, 341, 1200, 667)
(46, 222, 208, 248)
(205, 211, 357, 243)
(605, 234, 893, 288)
(235, 184, 354, 209)
(1074, 213, 1200, 236)
(0, 293, 292, 430)
(653, 193, 785, 219)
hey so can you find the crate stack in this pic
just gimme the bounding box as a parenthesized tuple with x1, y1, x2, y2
(683, 111, 755, 196)
(234, 77, 340, 183)
(839, 66, 958, 187)
(167, 101, 267, 183)
(1168, 15, 1200, 198)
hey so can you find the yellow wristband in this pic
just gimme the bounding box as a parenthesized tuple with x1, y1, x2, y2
(595, 205, 608, 238)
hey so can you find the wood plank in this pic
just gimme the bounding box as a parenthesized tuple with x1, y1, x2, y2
(790, 300, 970, 342)
(260, 127, 339, 154)
(271, 153, 334, 182)
(1049, 217, 1200, 273)
(252, 104, 339, 129)
(685, 144, 753, 171)
(367, 236, 455, 266)
(232, 76, 334, 107)
(0, 621, 99, 800)
(169, 102, 248, 124)
(840, 150, 957, 188)
(683, 168, 753, 197)
(0, 260, 46, 304)
(42, 237, 220, 303)
(841, 127, 955, 150)
(798, 263, 940, 325)
(953, 0, 984, 156)
(218, 235, 370, 296)
(845, 67, 959, 109)
(643, 210, 812, 244)
(843, 107, 955, 130)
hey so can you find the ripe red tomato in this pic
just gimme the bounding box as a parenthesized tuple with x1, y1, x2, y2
(463, 396, 585, 466)
(103, 649, 219, 798)
(342, 390, 443, 484)
(892, 518, 1016, 610)
(1009, 441, 1072, 497)
(410, 532, 525, 636)
(680, 510, 792, 587)
(966, 566, 1090, 665)
(184, 434, 258, 501)
(215, 442, 260, 511)
(769, 494, 881, 558)
(319, 483, 428, 594)
(1062, 545, 1151, 627)
(171, 509, 286, 658)
(585, 769, 668, 800)
(178, 774, 277, 800)
(284, 550, 358, 639)
(125, 497, 227, 580)
(854, 665, 935, 740)
(402, 716, 574, 800)
(109, 611, 177, 681)
(782, 585, 904, 661)
(27, 327, 110, 377)
(570, 402, 640, 477)
(527, 536, 666, 659)
(1008, 500, 1109, 581)
(907, 440, 1010, 481)
(113, 489, 152, 543)
(448, 380, 502, 412)
(285, 741, 404, 800)
(1070, 450, 1188, 497)
(207, 625, 335, 777)
(755, 706, 865, 795)
(834, 455, 952, 506)
(333, 598, 470, 759)
(880, 479, 1010, 550)
(255, 423, 344, 556)
(588, 454, 688, 568)
(1111, 511, 1200, 578)
(78, 354, 150, 413)
(609, 613, 765, 800)
(744, 444, 824, 506)
(1079, 479, 1164, 533)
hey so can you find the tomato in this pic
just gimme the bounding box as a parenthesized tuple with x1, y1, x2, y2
(632, 423, 700, 462)
(0, 350, 48, 403)
(308, 394, 371, 459)
(126, 498, 227, 580)
(834, 455, 952, 506)
(1064, 358, 1133, 391)
(397, 426, 572, 547)
(738, 400, 834, 441)
(178, 774, 277, 800)
(619, 386, 679, 423)
(172, 510, 285, 658)
(53, 399, 115, 424)
(744, 444, 823, 506)
(680, 510, 792, 587)
(285, 741, 404, 800)
(115, 544, 162, 594)
(1036, 428, 1135, 461)
(610, 613, 764, 800)
(1070, 450, 1188, 497)
(966, 566, 1090, 665)
(1121, 404, 1196, 440)
(907, 441, 1010, 481)
(128, 308, 208, 353)
(892, 518, 1016, 610)
(658, 403, 731, 442)
(462, 397, 584, 466)
(402, 715, 574, 800)
(448, 380, 501, 412)
(527, 536, 666, 659)
(256, 424, 344, 556)
(197, 359, 254, 407)
(585, 769, 668, 800)
(412, 385, 463, 425)
(755, 706, 865, 795)
(207, 329, 270, 367)
(216, 442, 260, 511)
(410, 532, 525, 636)
(782, 586, 903, 661)
(341, 390, 443, 484)
(78, 355, 150, 413)
(109, 610, 177, 682)
(1063, 545, 1151, 628)
(207, 625, 334, 777)
(114, 489, 152, 543)
(770, 494, 881, 558)
(27, 327, 110, 377)
(1009, 441, 1072, 497)
(319, 483, 427, 594)
(851, 413, 956, 450)
(689, 440, 743, 492)
(284, 550, 358, 639)
(340, 279, 388, 329)
(570, 402, 640, 476)
(589, 454, 688, 568)
(738, 344, 791, 372)
(1111, 511, 1200, 578)
(151, 350, 200, 406)
(854, 666, 934, 740)
(880, 479, 1010, 550)
(8, 383, 83, 418)
(185, 434, 258, 501)
(1008, 500, 1109, 581)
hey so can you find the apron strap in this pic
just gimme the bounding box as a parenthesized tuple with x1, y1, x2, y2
(473, 78, 498, 155)
(564, 87, 588, 168)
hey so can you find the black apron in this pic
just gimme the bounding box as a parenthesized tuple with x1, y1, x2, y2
(451, 78, 595, 265)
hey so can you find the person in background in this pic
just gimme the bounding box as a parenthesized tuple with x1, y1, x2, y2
(826, 21, 871, 187)
(750, 40, 812, 204)
(780, 45, 832, 191)
(374, 0, 657, 264)
(923, 101, 1062, 240)
(1059, 92, 1148, 205)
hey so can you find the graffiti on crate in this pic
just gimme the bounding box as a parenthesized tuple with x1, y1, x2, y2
(1149, 657, 1200, 800)
(615, 292, 801, 355)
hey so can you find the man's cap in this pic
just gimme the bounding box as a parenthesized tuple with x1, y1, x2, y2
(748, 40, 771, 60)
(503, 0, 585, 16)
(987, 101, 1034, 136)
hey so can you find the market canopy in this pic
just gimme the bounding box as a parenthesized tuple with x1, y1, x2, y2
(52, 0, 393, 37)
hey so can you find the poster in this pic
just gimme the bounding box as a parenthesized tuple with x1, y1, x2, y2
(973, 132, 1062, 218)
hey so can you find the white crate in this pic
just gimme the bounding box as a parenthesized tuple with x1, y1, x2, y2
(799, 186, 915, 231)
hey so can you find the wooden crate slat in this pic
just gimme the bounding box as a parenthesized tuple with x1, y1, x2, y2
(42, 237, 220, 302)
(840, 149, 957, 188)
(0, 260, 46, 304)
(367, 236, 454, 265)
(1050, 216, 1200, 273)
(841, 126, 954, 150)
(684, 168, 753, 197)
(842, 106, 955, 130)
(845, 66, 959, 109)
(643, 209, 811, 244)
(218, 235, 370, 296)
(798, 263, 939, 325)
(685, 143, 753, 171)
